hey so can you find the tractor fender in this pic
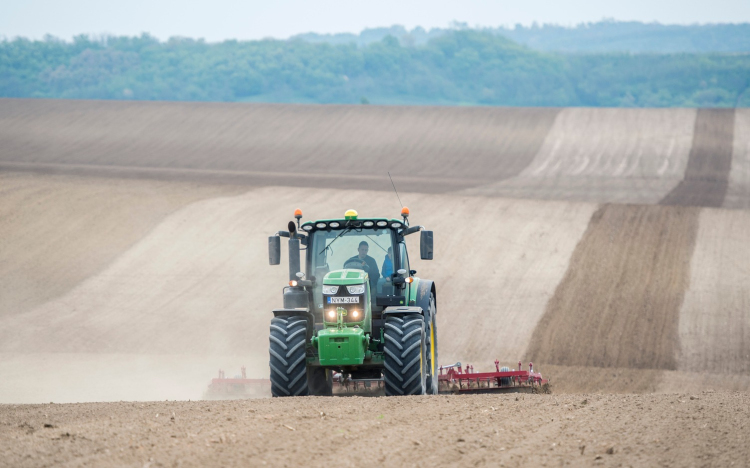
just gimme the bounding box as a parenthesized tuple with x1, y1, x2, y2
(382, 306, 423, 316)
(410, 279, 436, 321)
(272, 308, 314, 341)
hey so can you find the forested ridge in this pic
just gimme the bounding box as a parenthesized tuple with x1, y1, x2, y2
(297, 21, 750, 54)
(2, 29, 749, 107)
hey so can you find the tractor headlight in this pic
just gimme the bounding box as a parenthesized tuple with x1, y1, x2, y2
(350, 310, 360, 319)
(327, 310, 336, 320)
(346, 285, 365, 294)
(302, 224, 313, 231)
(329, 221, 340, 228)
(376, 221, 388, 227)
(391, 222, 402, 228)
(363, 221, 374, 227)
(322, 285, 339, 295)
(315, 222, 327, 229)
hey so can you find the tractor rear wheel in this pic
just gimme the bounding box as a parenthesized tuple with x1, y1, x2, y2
(383, 314, 427, 396)
(269, 316, 309, 397)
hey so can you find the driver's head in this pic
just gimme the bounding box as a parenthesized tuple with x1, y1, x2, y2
(358, 241, 369, 259)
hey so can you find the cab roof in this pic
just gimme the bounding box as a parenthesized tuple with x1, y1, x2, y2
(300, 218, 406, 233)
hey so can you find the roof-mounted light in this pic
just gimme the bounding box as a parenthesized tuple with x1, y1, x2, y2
(391, 222, 402, 228)
(345, 209, 358, 220)
(401, 206, 409, 217)
(376, 221, 388, 227)
(302, 224, 313, 231)
(315, 222, 327, 229)
(329, 222, 340, 228)
(294, 208, 303, 219)
(363, 221, 374, 227)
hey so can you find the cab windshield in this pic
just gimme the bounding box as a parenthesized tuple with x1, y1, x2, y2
(310, 227, 395, 308)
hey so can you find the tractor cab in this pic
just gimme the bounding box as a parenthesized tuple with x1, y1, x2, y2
(307, 211, 405, 321)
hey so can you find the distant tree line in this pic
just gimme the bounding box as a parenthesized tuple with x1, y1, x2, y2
(1, 30, 749, 107)
(296, 21, 750, 54)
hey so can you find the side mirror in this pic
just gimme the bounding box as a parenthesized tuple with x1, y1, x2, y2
(420, 230, 433, 260)
(268, 236, 281, 265)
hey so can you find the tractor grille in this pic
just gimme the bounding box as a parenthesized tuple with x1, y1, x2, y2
(323, 287, 365, 323)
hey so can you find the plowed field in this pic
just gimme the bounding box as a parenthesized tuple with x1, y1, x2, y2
(1, 99, 748, 466)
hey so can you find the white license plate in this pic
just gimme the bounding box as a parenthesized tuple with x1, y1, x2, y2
(327, 296, 359, 304)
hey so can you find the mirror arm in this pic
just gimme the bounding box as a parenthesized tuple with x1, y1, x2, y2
(403, 225, 424, 236)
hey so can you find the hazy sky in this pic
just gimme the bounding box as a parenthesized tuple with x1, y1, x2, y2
(2, 0, 749, 42)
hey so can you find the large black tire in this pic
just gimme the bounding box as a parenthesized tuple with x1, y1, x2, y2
(307, 367, 333, 396)
(383, 314, 427, 396)
(425, 293, 439, 395)
(269, 317, 309, 397)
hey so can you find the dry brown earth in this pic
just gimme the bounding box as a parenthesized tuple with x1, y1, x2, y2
(527, 204, 700, 371)
(676, 207, 750, 375)
(1, 393, 748, 468)
(725, 108, 750, 209)
(661, 108, 734, 207)
(1, 100, 750, 465)
(462, 108, 697, 204)
(0, 99, 559, 192)
(0, 172, 244, 317)
(0, 183, 596, 403)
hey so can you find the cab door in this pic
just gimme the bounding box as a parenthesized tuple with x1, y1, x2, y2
(398, 242, 412, 302)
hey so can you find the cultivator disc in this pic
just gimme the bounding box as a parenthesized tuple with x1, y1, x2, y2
(331, 372, 385, 396)
(438, 360, 550, 394)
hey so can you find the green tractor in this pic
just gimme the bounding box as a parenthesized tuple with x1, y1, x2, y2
(267, 207, 437, 397)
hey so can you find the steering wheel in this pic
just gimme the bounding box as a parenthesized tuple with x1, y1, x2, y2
(344, 259, 368, 271)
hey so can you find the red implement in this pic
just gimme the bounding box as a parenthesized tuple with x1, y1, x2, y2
(438, 360, 550, 394)
(204, 367, 271, 399)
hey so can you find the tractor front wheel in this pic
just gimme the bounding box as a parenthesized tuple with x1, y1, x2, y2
(269, 316, 309, 397)
(383, 314, 427, 396)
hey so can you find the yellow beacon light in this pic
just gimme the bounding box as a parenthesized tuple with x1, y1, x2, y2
(345, 209, 358, 220)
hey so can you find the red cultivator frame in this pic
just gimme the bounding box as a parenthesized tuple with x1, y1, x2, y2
(204, 360, 550, 398)
(438, 360, 551, 394)
(204, 367, 271, 399)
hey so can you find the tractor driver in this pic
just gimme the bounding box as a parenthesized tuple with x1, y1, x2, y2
(344, 241, 380, 289)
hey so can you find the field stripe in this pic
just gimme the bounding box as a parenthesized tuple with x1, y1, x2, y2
(0, 172, 245, 317)
(0, 98, 559, 188)
(462, 108, 696, 204)
(676, 208, 750, 374)
(724, 108, 750, 209)
(526, 204, 700, 370)
(0, 184, 595, 362)
(660, 108, 735, 207)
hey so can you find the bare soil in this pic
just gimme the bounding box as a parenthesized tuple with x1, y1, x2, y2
(677, 207, 750, 374)
(463, 108, 697, 204)
(1, 392, 748, 468)
(725, 108, 750, 209)
(1, 100, 750, 466)
(0, 172, 244, 317)
(0, 183, 594, 363)
(527, 204, 700, 370)
(0, 98, 559, 192)
(661, 108, 734, 207)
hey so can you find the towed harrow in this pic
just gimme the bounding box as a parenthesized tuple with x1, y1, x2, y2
(439, 360, 550, 394)
(204, 367, 271, 399)
(205, 360, 549, 398)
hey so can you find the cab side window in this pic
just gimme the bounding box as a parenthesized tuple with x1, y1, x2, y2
(398, 242, 409, 274)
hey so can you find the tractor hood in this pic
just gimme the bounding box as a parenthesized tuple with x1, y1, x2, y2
(323, 269, 368, 285)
